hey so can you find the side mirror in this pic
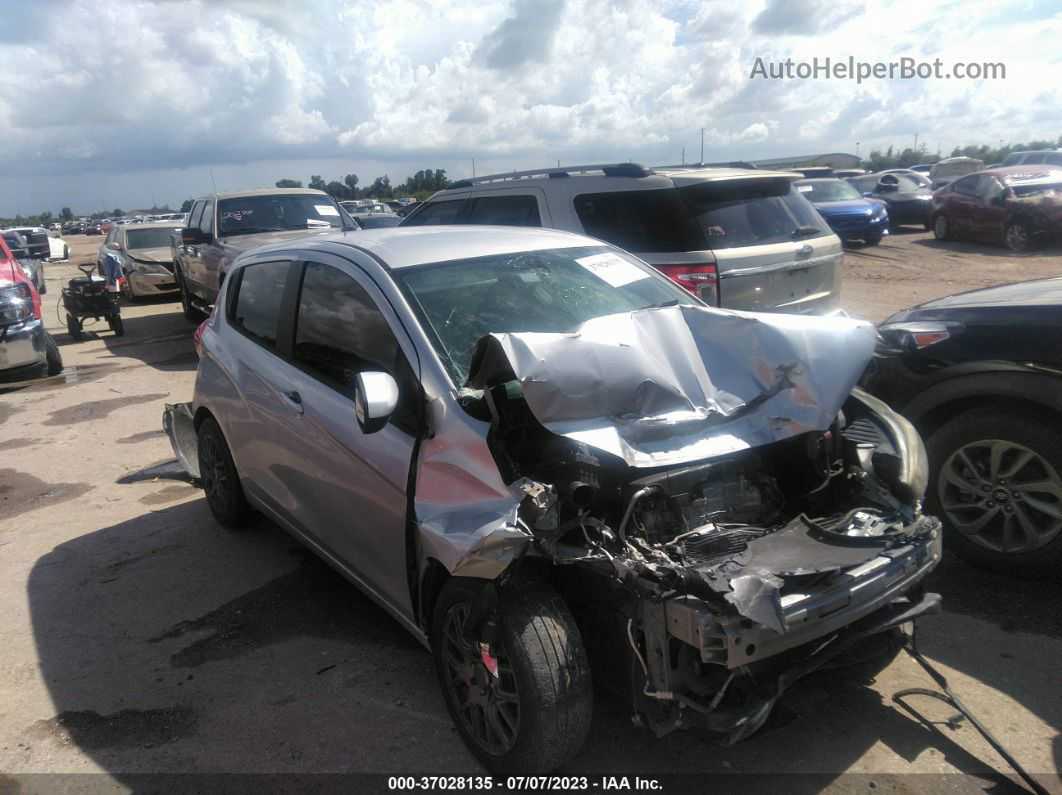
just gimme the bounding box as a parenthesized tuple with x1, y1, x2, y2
(354, 371, 399, 434)
(181, 227, 207, 245)
(105, 241, 120, 251)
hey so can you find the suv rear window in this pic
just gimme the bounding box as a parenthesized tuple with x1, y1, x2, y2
(678, 180, 831, 249)
(465, 195, 541, 226)
(573, 189, 706, 253)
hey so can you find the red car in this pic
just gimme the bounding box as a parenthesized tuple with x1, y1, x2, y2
(932, 165, 1062, 252)
(84, 222, 104, 235)
(0, 236, 62, 381)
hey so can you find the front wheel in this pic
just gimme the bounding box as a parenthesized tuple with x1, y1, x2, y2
(197, 417, 256, 528)
(176, 266, 202, 321)
(432, 577, 592, 773)
(865, 231, 883, 246)
(1005, 219, 1033, 253)
(66, 313, 82, 340)
(925, 408, 1062, 574)
(43, 333, 63, 375)
(108, 315, 124, 336)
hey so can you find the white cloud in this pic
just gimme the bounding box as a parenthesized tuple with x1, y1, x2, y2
(0, 0, 1059, 213)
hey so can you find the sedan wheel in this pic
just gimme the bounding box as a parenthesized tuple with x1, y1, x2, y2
(196, 417, 256, 528)
(927, 409, 1062, 573)
(932, 214, 950, 241)
(1005, 220, 1031, 252)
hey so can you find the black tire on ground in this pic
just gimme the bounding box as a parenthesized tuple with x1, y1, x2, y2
(432, 576, 593, 774)
(43, 333, 63, 376)
(1004, 219, 1034, 253)
(37, 264, 46, 295)
(109, 315, 124, 336)
(932, 214, 951, 241)
(176, 267, 202, 321)
(924, 408, 1062, 574)
(819, 627, 904, 684)
(865, 232, 883, 246)
(66, 313, 82, 340)
(196, 417, 256, 528)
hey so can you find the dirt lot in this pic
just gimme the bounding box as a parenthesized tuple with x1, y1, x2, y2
(1, 231, 1060, 790)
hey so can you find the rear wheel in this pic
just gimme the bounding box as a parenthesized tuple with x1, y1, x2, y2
(932, 214, 951, 241)
(197, 417, 256, 528)
(43, 333, 63, 375)
(432, 577, 592, 773)
(925, 409, 1062, 573)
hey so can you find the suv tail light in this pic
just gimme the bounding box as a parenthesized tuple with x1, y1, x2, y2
(655, 263, 719, 306)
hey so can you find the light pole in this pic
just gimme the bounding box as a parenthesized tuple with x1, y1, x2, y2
(700, 128, 704, 164)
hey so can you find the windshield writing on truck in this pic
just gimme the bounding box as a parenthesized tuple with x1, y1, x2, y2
(217, 195, 352, 236)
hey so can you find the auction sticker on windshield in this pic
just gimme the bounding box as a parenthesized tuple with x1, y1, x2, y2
(576, 252, 649, 288)
(315, 204, 340, 216)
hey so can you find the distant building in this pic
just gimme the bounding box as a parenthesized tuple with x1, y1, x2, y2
(750, 153, 861, 170)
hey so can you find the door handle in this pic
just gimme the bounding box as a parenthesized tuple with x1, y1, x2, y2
(281, 390, 304, 416)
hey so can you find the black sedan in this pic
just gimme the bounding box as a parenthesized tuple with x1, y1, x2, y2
(847, 172, 935, 228)
(863, 277, 1062, 572)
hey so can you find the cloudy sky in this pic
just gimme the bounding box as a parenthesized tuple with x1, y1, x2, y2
(1, 0, 1059, 215)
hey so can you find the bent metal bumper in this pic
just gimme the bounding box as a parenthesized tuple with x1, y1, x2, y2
(666, 521, 941, 668)
(163, 402, 200, 479)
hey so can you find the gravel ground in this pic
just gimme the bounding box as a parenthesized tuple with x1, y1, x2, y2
(1, 231, 1059, 792)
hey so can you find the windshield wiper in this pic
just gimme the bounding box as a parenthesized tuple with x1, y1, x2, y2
(791, 225, 822, 240)
(643, 298, 680, 309)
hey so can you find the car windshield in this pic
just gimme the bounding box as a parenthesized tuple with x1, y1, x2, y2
(678, 179, 831, 249)
(1010, 179, 1062, 197)
(125, 227, 177, 249)
(217, 194, 351, 235)
(396, 246, 698, 385)
(795, 179, 862, 203)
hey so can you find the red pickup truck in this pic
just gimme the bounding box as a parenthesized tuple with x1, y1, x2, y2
(0, 236, 62, 381)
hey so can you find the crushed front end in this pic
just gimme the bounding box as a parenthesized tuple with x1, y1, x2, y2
(452, 306, 942, 741)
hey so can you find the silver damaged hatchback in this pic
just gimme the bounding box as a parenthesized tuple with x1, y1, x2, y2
(164, 226, 941, 772)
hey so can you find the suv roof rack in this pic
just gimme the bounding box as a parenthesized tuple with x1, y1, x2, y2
(654, 161, 759, 170)
(450, 162, 654, 189)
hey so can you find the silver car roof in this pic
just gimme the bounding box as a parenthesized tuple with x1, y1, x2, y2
(239, 225, 602, 270)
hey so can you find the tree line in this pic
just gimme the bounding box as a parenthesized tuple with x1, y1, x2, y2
(272, 168, 451, 201)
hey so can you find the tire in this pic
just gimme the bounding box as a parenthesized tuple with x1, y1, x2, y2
(37, 263, 46, 295)
(43, 333, 63, 375)
(1004, 219, 1033, 253)
(865, 232, 883, 246)
(109, 315, 124, 336)
(196, 417, 256, 528)
(176, 266, 202, 321)
(66, 313, 82, 341)
(432, 576, 592, 774)
(924, 408, 1062, 574)
(932, 214, 951, 241)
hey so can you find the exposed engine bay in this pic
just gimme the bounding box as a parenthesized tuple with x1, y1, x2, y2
(467, 378, 941, 739)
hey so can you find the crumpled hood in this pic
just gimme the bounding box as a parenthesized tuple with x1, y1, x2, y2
(467, 304, 876, 467)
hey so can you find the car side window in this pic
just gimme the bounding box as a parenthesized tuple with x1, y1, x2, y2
(1045, 153, 1062, 166)
(293, 261, 420, 431)
(401, 199, 465, 226)
(465, 195, 542, 226)
(198, 201, 215, 236)
(978, 177, 1004, 202)
(232, 261, 290, 348)
(187, 202, 204, 230)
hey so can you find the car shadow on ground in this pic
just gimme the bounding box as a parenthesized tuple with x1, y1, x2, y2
(912, 236, 1062, 259)
(26, 497, 1050, 787)
(88, 310, 200, 372)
